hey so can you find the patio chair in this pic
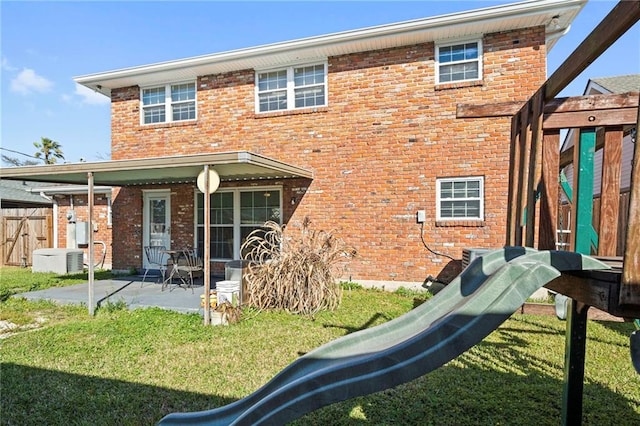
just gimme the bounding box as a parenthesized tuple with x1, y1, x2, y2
(142, 245, 167, 286)
(174, 248, 203, 294)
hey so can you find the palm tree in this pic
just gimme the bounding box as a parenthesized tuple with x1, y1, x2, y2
(33, 137, 65, 164)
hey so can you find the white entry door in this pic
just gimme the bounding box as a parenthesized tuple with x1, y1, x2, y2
(143, 190, 171, 269)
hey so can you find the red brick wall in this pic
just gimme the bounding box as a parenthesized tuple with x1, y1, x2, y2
(109, 27, 546, 282)
(54, 194, 113, 269)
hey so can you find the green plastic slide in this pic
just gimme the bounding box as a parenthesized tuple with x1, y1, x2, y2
(158, 248, 609, 425)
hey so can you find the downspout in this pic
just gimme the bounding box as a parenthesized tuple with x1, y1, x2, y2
(40, 192, 58, 248)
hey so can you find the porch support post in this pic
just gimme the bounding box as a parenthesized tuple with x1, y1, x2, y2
(87, 172, 95, 316)
(203, 165, 211, 326)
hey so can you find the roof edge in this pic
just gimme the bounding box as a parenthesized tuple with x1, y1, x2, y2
(74, 0, 585, 91)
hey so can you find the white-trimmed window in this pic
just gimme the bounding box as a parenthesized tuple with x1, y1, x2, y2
(141, 82, 196, 124)
(256, 63, 327, 112)
(437, 177, 484, 220)
(196, 187, 282, 260)
(436, 40, 482, 84)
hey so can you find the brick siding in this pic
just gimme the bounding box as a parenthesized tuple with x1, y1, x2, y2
(109, 27, 546, 283)
(54, 194, 113, 269)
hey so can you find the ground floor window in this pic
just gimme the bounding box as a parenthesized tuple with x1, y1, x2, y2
(196, 187, 281, 260)
(436, 176, 484, 220)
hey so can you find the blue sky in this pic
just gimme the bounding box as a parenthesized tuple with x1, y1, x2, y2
(1, 0, 638, 164)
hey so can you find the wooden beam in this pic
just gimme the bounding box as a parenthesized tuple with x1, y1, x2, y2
(457, 92, 638, 119)
(545, 1, 640, 100)
(598, 127, 623, 257)
(457, 101, 524, 118)
(538, 130, 560, 250)
(546, 92, 639, 113)
(543, 107, 638, 130)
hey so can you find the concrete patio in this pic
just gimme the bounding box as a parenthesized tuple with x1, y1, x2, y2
(14, 274, 223, 314)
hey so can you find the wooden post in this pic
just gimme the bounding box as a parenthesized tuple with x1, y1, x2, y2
(538, 129, 560, 250)
(506, 114, 521, 246)
(525, 90, 545, 247)
(598, 127, 623, 256)
(570, 128, 596, 254)
(515, 103, 531, 247)
(621, 100, 640, 305)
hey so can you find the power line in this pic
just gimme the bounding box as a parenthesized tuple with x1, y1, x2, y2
(0, 147, 39, 159)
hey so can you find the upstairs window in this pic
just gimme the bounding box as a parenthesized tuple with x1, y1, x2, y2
(256, 63, 327, 112)
(141, 82, 196, 124)
(436, 40, 482, 84)
(436, 176, 484, 221)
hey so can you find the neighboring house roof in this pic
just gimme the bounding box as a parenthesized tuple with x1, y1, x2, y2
(561, 74, 638, 194)
(586, 74, 640, 95)
(75, 0, 586, 96)
(0, 180, 112, 208)
(562, 73, 639, 150)
(0, 180, 54, 208)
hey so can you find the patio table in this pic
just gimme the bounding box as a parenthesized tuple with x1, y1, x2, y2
(161, 249, 185, 291)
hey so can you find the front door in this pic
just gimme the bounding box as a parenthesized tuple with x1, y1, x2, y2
(143, 190, 171, 269)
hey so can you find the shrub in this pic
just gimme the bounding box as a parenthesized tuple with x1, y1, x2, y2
(241, 218, 356, 315)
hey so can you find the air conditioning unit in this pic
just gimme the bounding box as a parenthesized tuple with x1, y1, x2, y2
(32, 248, 84, 274)
(461, 248, 491, 269)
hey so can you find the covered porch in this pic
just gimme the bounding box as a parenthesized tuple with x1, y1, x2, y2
(0, 151, 313, 317)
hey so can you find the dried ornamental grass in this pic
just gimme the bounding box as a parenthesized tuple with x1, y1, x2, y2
(241, 218, 356, 315)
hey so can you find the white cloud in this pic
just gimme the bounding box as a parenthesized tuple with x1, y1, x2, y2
(1, 57, 18, 71)
(74, 83, 110, 105)
(11, 68, 53, 94)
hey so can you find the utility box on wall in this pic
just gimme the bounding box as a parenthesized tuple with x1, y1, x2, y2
(76, 222, 89, 246)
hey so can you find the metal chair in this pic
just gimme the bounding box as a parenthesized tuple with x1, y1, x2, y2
(175, 249, 203, 293)
(142, 245, 167, 286)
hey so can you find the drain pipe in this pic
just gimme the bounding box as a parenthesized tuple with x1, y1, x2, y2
(40, 191, 58, 248)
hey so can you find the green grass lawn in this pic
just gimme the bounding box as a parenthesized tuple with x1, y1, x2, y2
(1, 267, 638, 425)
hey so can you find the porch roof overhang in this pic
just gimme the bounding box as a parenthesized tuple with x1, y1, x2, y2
(0, 151, 313, 187)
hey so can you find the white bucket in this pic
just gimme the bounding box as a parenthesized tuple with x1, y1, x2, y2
(216, 280, 240, 306)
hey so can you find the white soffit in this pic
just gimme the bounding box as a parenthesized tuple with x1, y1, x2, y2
(75, 0, 586, 95)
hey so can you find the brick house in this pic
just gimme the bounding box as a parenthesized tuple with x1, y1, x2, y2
(2, 0, 587, 288)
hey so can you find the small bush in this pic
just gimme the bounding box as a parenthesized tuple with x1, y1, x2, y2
(242, 218, 356, 315)
(99, 298, 128, 313)
(340, 281, 362, 290)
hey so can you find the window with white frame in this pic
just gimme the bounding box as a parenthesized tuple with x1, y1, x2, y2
(196, 188, 281, 259)
(436, 40, 482, 84)
(141, 82, 196, 124)
(436, 177, 484, 220)
(256, 63, 327, 112)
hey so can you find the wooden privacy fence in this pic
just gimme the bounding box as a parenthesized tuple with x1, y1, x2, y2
(0, 208, 53, 267)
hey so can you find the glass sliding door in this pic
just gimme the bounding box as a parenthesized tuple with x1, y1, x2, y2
(196, 187, 281, 260)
